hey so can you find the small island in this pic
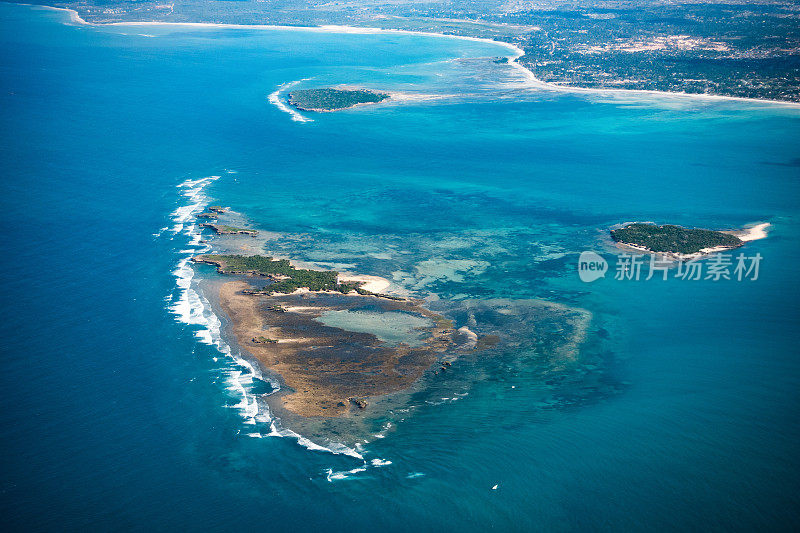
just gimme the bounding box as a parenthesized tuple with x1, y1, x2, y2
(610, 223, 745, 256)
(287, 88, 390, 112)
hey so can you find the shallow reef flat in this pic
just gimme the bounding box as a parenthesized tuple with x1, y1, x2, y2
(218, 280, 455, 417)
(194, 209, 601, 444)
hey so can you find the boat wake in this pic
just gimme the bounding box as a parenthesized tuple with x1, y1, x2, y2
(268, 80, 313, 123)
(163, 175, 367, 464)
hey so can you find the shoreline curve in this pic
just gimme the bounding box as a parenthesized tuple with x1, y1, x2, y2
(26, 3, 800, 110)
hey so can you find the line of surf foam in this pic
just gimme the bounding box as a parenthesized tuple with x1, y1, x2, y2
(268, 80, 313, 123)
(165, 175, 365, 461)
(323, 456, 394, 481)
(167, 175, 261, 425)
(244, 426, 363, 461)
(167, 176, 282, 426)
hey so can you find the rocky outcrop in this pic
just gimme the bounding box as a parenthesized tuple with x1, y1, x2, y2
(200, 223, 258, 236)
(348, 397, 368, 409)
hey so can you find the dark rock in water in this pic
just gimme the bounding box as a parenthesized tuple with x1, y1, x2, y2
(349, 397, 368, 409)
(200, 223, 258, 236)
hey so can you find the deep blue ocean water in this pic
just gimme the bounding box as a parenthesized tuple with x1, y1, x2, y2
(1, 4, 799, 531)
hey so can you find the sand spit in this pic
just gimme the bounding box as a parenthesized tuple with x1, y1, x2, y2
(725, 222, 770, 242)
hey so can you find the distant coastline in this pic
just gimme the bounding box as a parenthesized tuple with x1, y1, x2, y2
(30, 4, 800, 110)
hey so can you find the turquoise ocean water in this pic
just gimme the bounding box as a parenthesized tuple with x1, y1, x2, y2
(1, 4, 799, 530)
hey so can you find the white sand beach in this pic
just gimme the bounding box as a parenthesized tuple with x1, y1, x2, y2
(726, 222, 771, 242)
(338, 274, 391, 294)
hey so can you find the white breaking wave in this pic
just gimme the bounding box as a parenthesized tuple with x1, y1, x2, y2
(164, 175, 366, 462)
(325, 465, 368, 482)
(268, 80, 313, 123)
(324, 456, 394, 481)
(167, 175, 263, 424)
(266, 422, 364, 460)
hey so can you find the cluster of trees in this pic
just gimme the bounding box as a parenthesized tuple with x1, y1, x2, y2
(287, 88, 389, 111)
(200, 255, 410, 297)
(202, 254, 351, 294)
(610, 223, 742, 254)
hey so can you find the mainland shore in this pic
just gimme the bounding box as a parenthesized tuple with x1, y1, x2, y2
(42, 5, 800, 110)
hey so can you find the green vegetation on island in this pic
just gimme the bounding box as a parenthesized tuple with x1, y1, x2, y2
(287, 88, 390, 112)
(192, 254, 379, 295)
(610, 223, 742, 255)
